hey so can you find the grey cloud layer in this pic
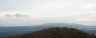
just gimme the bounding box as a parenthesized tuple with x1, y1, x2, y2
(5, 13, 29, 18)
(0, 0, 96, 25)
(0, 0, 96, 12)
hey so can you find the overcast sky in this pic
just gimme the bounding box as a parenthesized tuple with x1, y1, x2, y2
(0, 0, 96, 26)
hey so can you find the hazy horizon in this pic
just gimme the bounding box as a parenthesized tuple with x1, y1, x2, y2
(0, 0, 96, 26)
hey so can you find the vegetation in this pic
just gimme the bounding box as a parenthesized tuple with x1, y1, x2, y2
(3, 27, 96, 38)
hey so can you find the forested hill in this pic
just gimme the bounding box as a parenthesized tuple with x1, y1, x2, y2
(4, 27, 96, 38)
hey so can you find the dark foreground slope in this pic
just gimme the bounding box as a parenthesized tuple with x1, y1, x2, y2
(0, 23, 96, 37)
(4, 27, 96, 38)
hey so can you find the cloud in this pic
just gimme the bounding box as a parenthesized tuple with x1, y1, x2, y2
(0, 0, 96, 25)
(5, 13, 29, 18)
(73, 16, 96, 25)
(0, 0, 96, 12)
(14, 13, 29, 18)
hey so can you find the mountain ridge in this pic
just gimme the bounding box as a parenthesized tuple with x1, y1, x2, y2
(0, 23, 96, 37)
(4, 27, 96, 38)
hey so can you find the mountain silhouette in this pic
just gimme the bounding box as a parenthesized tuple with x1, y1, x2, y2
(4, 27, 96, 38)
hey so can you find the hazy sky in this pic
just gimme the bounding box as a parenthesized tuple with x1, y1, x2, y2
(0, 0, 96, 26)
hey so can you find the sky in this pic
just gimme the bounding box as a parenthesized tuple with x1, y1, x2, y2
(0, 0, 96, 26)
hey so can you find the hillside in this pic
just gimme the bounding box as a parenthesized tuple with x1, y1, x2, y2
(0, 23, 96, 37)
(4, 27, 96, 38)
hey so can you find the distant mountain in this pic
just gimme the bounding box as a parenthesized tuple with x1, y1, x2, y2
(42, 23, 96, 30)
(4, 27, 96, 38)
(42, 23, 96, 35)
(0, 23, 96, 37)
